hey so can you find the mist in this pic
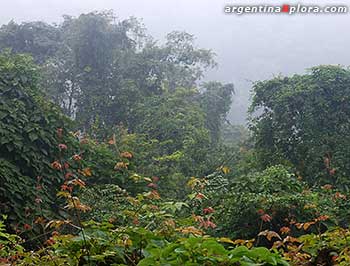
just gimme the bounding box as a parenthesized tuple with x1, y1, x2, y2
(2, 1, 350, 262)
(2, 0, 350, 123)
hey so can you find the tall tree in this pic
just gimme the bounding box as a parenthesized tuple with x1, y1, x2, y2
(200, 81, 234, 143)
(0, 12, 230, 143)
(249, 65, 350, 188)
(41, 11, 141, 130)
(0, 21, 60, 64)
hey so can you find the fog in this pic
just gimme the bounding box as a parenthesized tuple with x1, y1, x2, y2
(2, 0, 350, 123)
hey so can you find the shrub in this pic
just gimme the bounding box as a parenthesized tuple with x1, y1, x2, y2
(0, 52, 70, 228)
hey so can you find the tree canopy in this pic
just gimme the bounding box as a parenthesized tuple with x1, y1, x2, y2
(1, 11, 350, 266)
(250, 65, 350, 188)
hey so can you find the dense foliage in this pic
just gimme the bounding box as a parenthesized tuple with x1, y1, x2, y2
(0, 11, 223, 138)
(0, 52, 68, 228)
(1, 11, 350, 266)
(250, 66, 350, 188)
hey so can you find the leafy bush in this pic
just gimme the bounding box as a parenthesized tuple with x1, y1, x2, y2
(294, 227, 350, 265)
(0, 149, 288, 266)
(0, 217, 24, 263)
(0, 52, 70, 228)
(139, 237, 288, 266)
(215, 165, 350, 239)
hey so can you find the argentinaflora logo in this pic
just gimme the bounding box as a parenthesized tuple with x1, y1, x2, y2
(224, 3, 348, 15)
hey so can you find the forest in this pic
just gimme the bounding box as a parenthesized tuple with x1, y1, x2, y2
(0, 11, 350, 266)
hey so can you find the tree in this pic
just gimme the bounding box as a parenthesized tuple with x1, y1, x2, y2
(132, 88, 211, 197)
(0, 21, 60, 64)
(249, 65, 350, 188)
(41, 11, 142, 130)
(200, 81, 234, 143)
(0, 12, 219, 138)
